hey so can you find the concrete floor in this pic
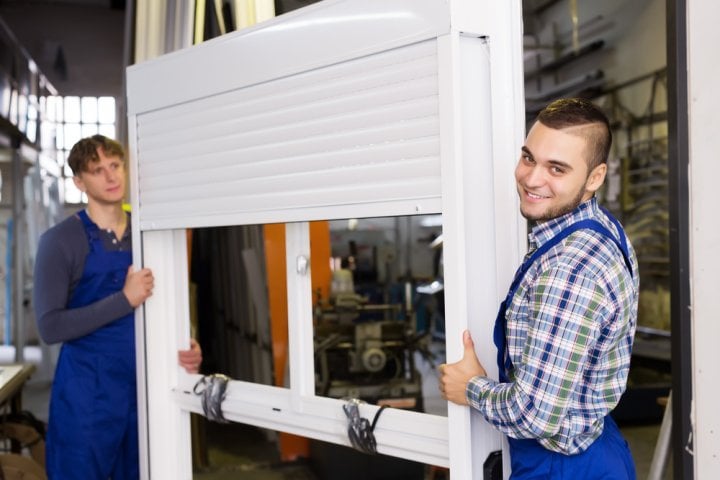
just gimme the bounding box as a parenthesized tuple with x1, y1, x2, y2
(17, 353, 672, 480)
(188, 422, 672, 480)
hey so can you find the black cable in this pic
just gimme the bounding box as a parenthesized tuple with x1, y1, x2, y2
(193, 374, 231, 423)
(342, 399, 388, 455)
(370, 405, 388, 432)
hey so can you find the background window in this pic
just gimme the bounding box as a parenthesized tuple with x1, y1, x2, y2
(52, 95, 117, 204)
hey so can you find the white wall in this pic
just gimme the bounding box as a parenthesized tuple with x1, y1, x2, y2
(0, 4, 125, 97)
(524, 0, 666, 116)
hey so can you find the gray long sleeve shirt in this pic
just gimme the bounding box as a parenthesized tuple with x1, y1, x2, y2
(33, 211, 134, 344)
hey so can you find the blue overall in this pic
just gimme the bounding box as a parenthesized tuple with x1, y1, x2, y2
(46, 210, 138, 480)
(492, 214, 636, 479)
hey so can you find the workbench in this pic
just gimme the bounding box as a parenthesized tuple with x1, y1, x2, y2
(0, 364, 36, 414)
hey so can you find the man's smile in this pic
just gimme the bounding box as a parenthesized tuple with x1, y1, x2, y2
(524, 190, 550, 200)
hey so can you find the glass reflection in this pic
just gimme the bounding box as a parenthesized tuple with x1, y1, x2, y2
(312, 215, 447, 416)
(189, 225, 280, 387)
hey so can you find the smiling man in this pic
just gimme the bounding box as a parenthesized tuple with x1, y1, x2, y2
(439, 99, 639, 479)
(33, 135, 202, 479)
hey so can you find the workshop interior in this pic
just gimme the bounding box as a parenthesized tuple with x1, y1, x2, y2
(0, 0, 697, 478)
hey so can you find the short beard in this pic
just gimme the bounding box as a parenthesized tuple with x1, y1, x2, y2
(521, 187, 587, 222)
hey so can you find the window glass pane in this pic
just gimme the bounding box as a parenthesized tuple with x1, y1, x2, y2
(190, 224, 281, 387)
(98, 124, 116, 139)
(81, 124, 98, 138)
(17, 94, 27, 132)
(56, 96, 64, 122)
(64, 177, 84, 204)
(312, 215, 446, 415)
(57, 150, 65, 166)
(64, 96, 81, 123)
(46, 96, 56, 122)
(41, 122, 56, 152)
(28, 99, 37, 120)
(64, 123, 82, 149)
(98, 97, 116, 124)
(55, 124, 65, 150)
(26, 120, 37, 142)
(81, 96, 98, 123)
(64, 163, 74, 177)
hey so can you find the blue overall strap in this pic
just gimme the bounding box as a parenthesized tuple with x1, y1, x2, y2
(515, 218, 631, 293)
(494, 218, 633, 383)
(600, 206, 633, 277)
(76, 209, 100, 243)
(77, 209, 93, 228)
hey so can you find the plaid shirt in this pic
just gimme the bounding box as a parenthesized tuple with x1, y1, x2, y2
(467, 198, 639, 454)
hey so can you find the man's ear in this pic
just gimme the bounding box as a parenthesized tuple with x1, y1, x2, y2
(585, 163, 607, 195)
(73, 175, 86, 193)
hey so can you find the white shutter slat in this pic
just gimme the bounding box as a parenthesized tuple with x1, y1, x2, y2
(138, 45, 438, 141)
(140, 177, 441, 221)
(140, 137, 438, 189)
(136, 39, 441, 230)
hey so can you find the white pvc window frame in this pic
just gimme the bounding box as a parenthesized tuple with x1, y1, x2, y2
(127, 1, 526, 478)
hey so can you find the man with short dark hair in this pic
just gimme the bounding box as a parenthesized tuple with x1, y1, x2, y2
(439, 98, 638, 479)
(33, 134, 202, 479)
